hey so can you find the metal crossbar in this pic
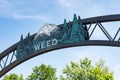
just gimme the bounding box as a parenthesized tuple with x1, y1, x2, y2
(98, 23, 113, 41)
(89, 23, 98, 38)
(113, 27, 120, 41)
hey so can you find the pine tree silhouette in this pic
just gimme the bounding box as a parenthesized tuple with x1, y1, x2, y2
(70, 14, 85, 42)
(62, 19, 69, 42)
(20, 34, 23, 41)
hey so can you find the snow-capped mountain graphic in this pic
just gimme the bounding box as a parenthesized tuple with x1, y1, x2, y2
(34, 24, 59, 40)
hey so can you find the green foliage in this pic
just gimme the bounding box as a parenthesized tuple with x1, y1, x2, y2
(3, 58, 114, 80)
(60, 58, 114, 80)
(3, 73, 24, 80)
(26, 64, 57, 80)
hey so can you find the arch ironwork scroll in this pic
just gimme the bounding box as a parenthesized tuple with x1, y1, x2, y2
(0, 14, 120, 77)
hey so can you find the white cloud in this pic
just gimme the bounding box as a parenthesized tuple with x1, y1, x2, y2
(0, 0, 13, 17)
(11, 13, 51, 22)
(113, 64, 120, 72)
(0, 0, 52, 22)
(0, 0, 9, 9)
(113, 64, 120, 80)
(57, 0, 73, 8)
(57, 0, 112, 18)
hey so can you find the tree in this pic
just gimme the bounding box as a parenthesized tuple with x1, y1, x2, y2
(62, 19, 69, 42)
(70, 14, 85, 42)
(60, 58, 114, 80)
(26, 64, 57, 80)
(3, 73, 24, 80)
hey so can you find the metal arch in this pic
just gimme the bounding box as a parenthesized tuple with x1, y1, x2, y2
(0, 40, 120, 77)
(1, 14, 120, 59)
(0, 14, 120, 77)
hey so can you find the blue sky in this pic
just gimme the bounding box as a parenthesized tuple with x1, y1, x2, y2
(0, 0, 120, 80)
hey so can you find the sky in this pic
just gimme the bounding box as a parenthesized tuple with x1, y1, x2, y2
(0, 0, 120, 80)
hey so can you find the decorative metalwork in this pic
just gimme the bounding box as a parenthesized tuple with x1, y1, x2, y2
(16, 14, 88, 60)
(0, 14, 120, 77)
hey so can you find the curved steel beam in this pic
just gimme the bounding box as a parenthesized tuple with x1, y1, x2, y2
(0, 34, 36, 59)
(82, 14, 120, 24)
(0, 40, 120, 77)
(1, 14, 120, 59)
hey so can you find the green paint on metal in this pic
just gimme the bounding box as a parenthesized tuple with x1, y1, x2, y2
(16, 14, 89, 60)
(70, 14, 85, 42)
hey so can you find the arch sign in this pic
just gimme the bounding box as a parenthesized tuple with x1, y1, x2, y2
(16, 14, 89, 60)
(0, 14, 120, 77)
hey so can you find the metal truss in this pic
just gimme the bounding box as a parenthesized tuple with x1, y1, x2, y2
(0, 14, 120, 77)
(87, 22, 120, 41)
